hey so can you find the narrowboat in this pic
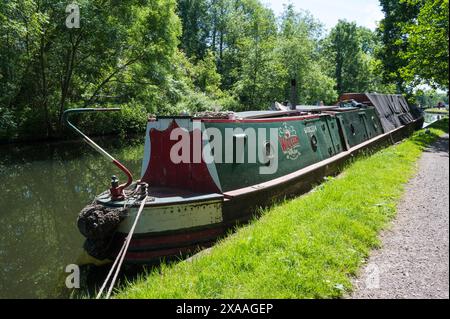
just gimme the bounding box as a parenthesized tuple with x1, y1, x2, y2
(66, 93, 424, 264)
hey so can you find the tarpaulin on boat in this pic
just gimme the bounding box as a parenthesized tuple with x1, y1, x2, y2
(340, 93, 417, 133)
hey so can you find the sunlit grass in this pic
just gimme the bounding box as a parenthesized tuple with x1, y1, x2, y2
(115, 119, 448, 299)
(425, 108, 449, 115)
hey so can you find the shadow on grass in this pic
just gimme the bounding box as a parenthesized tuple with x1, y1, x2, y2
(424, 136, 449, 155)
(426, 118, 448, 133)
(71, 244, 221, 299)
(410, 119, 449, 150)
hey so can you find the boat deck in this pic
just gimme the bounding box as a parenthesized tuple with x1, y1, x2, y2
(97, 186, 223, 208)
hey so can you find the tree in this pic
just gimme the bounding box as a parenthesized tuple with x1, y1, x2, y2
(177, 0, 210, 58)
(193, 50, 222, 96)
(377, 0, 420, 93)
(400, 0, 449, 90)
(321, 20, 393, 96)
(415, 89, 449, 108)
(277, 5, 336, 105)
(6, 0, 444, 143)
(0, 0, 48, 134)
(324, 21, 369, 94)
(0, 0, 182, 139)
(226, 0, 279, 109)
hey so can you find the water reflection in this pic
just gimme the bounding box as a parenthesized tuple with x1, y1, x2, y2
(423, 112, 447, 127)
(0, 137, 144, 298)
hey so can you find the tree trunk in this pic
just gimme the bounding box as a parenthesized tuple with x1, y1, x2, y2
(39, 35, 51, 138)
(59, 46, 76, 124)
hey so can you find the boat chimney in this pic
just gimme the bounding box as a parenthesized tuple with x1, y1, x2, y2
(290, 79, 297, 110)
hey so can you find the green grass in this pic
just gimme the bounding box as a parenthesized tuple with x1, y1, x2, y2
(425, 108, 449, 115)
(115, 119, 449, 299)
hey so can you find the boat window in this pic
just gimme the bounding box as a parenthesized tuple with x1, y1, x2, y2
(262, 141, 275, 166)
(265, 142, 271, 156)
(310, 135, 318, 152)
(350, 124, 356, 135)
(209, 135, 215, 156)
(372, 116, 378, 130)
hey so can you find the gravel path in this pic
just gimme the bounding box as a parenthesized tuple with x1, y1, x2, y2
(350, 134, 449, 299)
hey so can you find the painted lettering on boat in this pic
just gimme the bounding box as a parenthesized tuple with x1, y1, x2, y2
(304, 125, 317, 134)
(278, 122, 301, 160)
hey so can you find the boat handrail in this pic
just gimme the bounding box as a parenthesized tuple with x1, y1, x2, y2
(62, 108, 133, 194)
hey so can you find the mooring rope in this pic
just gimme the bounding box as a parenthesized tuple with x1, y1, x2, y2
(96, 192, 148, 299)
(95, 239, 127, 299)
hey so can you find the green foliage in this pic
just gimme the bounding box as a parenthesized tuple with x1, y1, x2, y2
(297, 63, 338, 104)
(2, 0, 441, 142)
(276, 6, 337, 105)
(192, 50, 223, 97)
(0, 0, 181, 141)
(378, 0, 421, 93)
(67, 103, 148, 137)
(176, 91, 218, 113)
(322, 20, 389, 95)
(231, 1, 281, 109)
(178, 1, 339, 109)
(400, 0, 449, 90)
(378, 0, 448, 92)
(177, 0, 210, 58)
(0, 107, 17, 140)
(415, 89, 449, 108)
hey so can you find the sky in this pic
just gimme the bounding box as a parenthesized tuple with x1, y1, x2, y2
(264, 0, 384, 31)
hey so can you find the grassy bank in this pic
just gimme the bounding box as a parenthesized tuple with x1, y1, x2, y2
(425, 108, 449, 115)
(116, 119, 448, 299)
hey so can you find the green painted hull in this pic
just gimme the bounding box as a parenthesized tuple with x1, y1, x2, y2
(203, 107, 383, 192)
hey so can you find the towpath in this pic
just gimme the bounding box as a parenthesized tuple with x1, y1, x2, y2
(350, 134, 449, 299)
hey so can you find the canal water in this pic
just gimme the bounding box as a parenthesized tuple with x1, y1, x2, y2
(423, 112, 447, 127)
(0, 137, 144, 298)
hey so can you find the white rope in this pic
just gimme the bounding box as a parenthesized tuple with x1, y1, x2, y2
(95, 239, 127, 299)
(96, 194, 148, 299)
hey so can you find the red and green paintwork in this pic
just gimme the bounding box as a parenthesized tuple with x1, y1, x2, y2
(140, 107, 383, 193)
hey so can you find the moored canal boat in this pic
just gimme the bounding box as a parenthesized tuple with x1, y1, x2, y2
(66, 93, 423, 264)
